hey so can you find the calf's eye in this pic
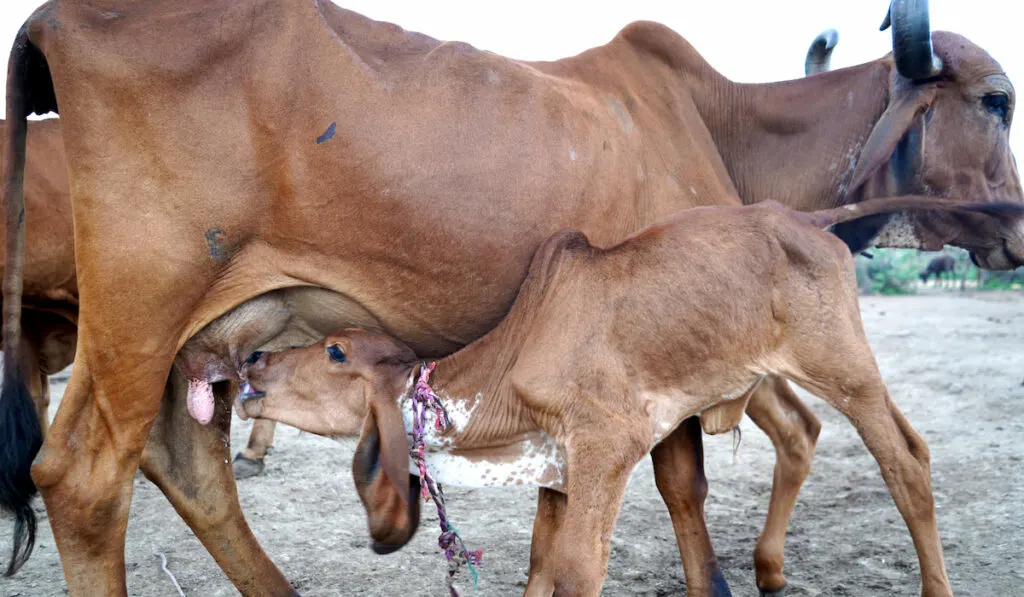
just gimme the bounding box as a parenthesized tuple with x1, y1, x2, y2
(244, 351, 264, 365)
(326, 344, 347, 363)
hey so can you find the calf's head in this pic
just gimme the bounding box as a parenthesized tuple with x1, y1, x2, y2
(837, 0, 1023, 268)
(238, 329, 422, 554)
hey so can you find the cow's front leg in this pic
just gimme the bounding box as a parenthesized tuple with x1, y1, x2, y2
(140, 370, 298, 596)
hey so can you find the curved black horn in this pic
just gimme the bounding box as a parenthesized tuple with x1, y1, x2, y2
(805, 28, 839, 75)
(880, 0, 942, 80)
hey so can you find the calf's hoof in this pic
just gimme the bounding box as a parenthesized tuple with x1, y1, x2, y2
(711, 568, 733, 597)
(759, 588, 785, 597)
(233, 453, 266, 479)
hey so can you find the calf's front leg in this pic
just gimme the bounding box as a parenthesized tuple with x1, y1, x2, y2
(551, 427, 649, 597)
(234, 418, 278, 479)
(523, 488, 567, 597)
(651, 416, 732, 597)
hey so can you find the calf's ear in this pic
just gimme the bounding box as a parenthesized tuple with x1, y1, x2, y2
(351, 396, 419, 554)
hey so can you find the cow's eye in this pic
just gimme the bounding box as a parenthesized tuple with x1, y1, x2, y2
(244, 351, 263, 365)
(326, 344, 347, 363)
(982, 93, 1010, 122)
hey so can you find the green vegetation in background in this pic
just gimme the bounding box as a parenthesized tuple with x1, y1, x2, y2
(854, 248, 1024, 295)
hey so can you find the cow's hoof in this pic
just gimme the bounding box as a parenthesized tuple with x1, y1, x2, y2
(711, 568, 733, 597)
(759, 588, 785, 597)
(233, 453, 266, 479)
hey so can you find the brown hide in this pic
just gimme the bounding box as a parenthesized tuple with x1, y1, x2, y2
(0, 118, 76, 438)
(237, 197, 976, 596)
(2, 0, 1021, 593)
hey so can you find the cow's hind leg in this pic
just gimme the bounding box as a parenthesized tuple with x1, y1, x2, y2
(141, 370, 297, 596)
(28, 355, 167, 595)
(744, 376, 821, 596)
(234, 419, 277, 479)
(651, 416, 731, 597)
(34, 374, 50, 437)
(14, 323, 50, 437)
(789, 349, 951, 597)
(523, 487, 567, 597)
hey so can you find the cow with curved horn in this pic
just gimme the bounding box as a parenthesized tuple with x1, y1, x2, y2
(1, 1, 1020, 596)
(804, 28, 839, 76)
(882, 0, 943, 80)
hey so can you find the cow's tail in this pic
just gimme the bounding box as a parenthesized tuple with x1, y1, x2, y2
(0, 23, 53, 577)
(782, 196, 1024, 253)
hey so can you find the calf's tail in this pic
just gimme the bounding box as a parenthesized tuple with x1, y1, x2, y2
(783, 196, 1024, 253)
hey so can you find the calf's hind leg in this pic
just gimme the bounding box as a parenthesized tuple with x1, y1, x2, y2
(787, 342, 951, 597)
(744, 376, 821, 596)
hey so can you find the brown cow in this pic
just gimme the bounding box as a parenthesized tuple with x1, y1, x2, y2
(0, 118, 77, 437)
(231, 24, 845, 480)
(234, 197, 1015, 597)
(1, 2, 1021, 596)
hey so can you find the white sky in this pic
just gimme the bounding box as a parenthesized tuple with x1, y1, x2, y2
(0, 0, 1019, 154)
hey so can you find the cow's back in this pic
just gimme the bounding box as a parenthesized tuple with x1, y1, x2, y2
(22, 0, 743, 354)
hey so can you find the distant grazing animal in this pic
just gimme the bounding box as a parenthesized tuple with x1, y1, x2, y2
(235, 197, 1019, 597)
(919, 254, 957, 285)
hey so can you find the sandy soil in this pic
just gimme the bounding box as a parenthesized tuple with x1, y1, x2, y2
(2, 292, 1022, 596)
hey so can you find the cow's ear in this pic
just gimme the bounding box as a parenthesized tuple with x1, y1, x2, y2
(845, 84, 937, 197)
(831, 84, 937, 252)
(352, 397, 419, 554)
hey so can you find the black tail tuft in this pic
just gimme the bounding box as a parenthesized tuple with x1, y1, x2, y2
(828, 213, 893, 254)
(0, 369, 41, 576)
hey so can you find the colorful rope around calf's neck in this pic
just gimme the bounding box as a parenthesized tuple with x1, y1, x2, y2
(410, 361, 483, 597)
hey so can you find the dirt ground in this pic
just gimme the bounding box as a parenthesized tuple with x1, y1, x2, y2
(2, 292, 1022, 596)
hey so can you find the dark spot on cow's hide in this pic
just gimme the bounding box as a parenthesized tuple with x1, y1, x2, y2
(316, 122, 337, 145)
(204, 227, 242, 266)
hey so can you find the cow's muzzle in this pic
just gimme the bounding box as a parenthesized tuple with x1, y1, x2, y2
(970, 241, 1024, 271)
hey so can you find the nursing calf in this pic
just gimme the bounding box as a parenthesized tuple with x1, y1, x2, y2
(237, 197, 1016, 597)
